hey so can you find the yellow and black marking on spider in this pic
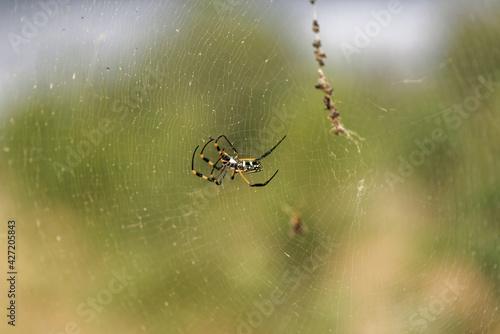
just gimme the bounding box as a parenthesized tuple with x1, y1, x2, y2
(191, 135, 286, 187)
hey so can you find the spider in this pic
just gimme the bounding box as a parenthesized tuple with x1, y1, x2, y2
(191, 135, 286, 187)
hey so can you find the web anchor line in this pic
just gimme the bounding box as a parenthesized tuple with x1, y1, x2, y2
(310, 0, 346, 135)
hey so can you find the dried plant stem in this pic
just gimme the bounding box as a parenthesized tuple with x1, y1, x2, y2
(310, 0, 346, 135)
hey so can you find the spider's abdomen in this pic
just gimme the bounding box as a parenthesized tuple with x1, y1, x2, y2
(238, 160, 262, 173)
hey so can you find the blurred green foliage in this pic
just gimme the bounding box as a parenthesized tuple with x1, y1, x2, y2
(1, 1, 500, 333)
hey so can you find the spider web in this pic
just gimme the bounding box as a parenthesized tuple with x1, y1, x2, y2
(1, 0, 500, 333)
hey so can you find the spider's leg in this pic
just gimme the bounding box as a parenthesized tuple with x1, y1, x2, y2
(209, 158, 222, 179)
(248, 169, 279, 187)
(230, 167, 236, 180)
(255, 135, 286, 160)
(236, 168, 252, 186)
(236, 166, 278, 187)
(215, 166, 229, 185)
(191, 145, 201, 174)
(192, 166, 219, 184)
(215, 135, 239, 157)
(200, 138, 214, 154)
(192, 144, 221, 185)
(199, 138, 221, 170)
